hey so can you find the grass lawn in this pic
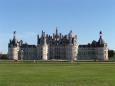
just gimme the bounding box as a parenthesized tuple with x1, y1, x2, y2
(0, 61, 115, 86)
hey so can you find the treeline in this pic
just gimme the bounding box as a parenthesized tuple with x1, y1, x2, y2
(0, 54, 8, 59)
(108, 50, 115, 58)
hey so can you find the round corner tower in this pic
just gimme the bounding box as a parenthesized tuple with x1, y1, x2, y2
(8, 31, 20, 60)
(97, 31, 108, 61)
(66, 31, 78, 61)
(37, 31, 48, 61)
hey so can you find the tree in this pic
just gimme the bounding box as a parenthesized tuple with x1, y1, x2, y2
(0, 54, 8, 59)
(108, 50, 115, 58)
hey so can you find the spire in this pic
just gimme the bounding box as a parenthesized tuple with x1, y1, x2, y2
(13, 31, 16, 42)
(98, 31, 105, 45)
(42, 30, 44, 37)
(99, 31, 102, 38)
(70, 30, 72, 33)
(12, 31, 17, 47)
(37, 35, 40, 45)
(56, 27, 58, 36)
(41, 31, 47, 44)
(13, 31, 16, 39)
(69, 30, 74, 38)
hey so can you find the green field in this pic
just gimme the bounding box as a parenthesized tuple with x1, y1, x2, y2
(0, 61, 115, 86)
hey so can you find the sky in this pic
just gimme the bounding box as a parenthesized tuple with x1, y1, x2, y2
(0, 0, 115, 53)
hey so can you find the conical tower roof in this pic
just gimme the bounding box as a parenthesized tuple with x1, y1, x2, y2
(98, 31, 105, 44)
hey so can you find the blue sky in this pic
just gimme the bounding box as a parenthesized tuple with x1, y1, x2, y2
(0, 0, 115, 53)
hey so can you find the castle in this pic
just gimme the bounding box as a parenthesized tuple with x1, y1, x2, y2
(8, 29, 108, 61)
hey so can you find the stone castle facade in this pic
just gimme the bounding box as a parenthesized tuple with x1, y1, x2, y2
(78, 31, 108, 61)
(8, 29, 108, 61)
